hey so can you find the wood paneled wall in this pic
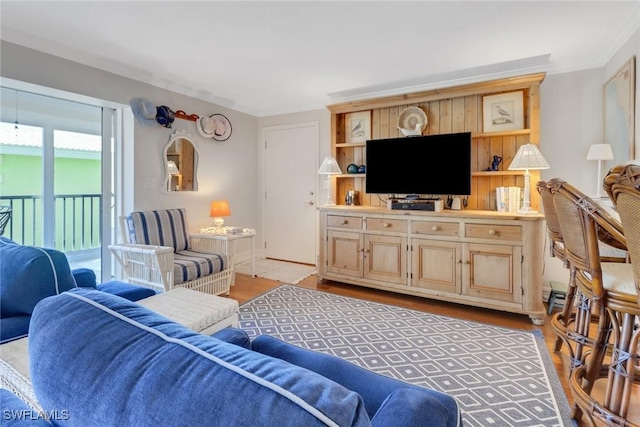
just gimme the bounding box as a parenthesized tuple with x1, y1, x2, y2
(328, 73, 545, 211)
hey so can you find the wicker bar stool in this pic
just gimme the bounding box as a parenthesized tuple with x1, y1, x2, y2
(548, 178, 634, 422)
(569, 164, 640, 426)
(537, 180, 573, 351)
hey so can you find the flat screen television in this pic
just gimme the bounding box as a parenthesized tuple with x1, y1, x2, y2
(365, 132, 472, 197)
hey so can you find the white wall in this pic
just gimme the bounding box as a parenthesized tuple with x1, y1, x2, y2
(0, 41, 261, 239)
(538, 27, 640, 289)
(3, 28, 639, 294)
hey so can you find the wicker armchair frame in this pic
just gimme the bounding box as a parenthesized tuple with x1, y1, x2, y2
(109, 216, 235, 296)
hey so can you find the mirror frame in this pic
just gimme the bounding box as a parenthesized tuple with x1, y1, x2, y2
(162, 129, 200, 193)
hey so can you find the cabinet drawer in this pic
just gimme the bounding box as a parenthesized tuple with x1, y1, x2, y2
(365, 218, 408, 232)
(465, 223, 522, 241)
(412, 221, 459, 237)
(327, 215, 363, 229)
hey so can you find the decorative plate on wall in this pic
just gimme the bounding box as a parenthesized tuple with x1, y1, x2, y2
(196, 113, 232, 141)
(398, 107, 428, 133)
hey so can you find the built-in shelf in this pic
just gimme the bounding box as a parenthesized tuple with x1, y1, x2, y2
(335, 129, 532, 147)
(335, 142, 366, 148)
(336, 173, 365, 178)
(328, 73, 544, 210)
(472, 171, 523, 177)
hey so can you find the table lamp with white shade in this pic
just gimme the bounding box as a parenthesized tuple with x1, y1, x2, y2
(318, 155, 342, 206)
(586, 143, 614, 198)
(508, 144, 550, 214)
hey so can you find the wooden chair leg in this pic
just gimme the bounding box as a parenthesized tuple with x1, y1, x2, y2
(555, 268, 577, 352)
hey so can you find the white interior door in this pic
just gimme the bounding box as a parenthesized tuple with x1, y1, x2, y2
(264, 123, 318, 264)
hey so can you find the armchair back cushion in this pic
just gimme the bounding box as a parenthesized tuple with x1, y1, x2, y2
(29, 288, 370, 427)
(126, 208, 190, 251)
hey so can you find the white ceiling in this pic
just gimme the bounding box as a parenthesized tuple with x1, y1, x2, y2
(2, 1, 639, 117)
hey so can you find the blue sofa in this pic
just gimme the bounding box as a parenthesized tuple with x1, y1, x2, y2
(9, 288, 462, 426)
(0, 237, 155, 343)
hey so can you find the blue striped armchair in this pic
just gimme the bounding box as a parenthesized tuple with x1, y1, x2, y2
(109, 208, 234, 295)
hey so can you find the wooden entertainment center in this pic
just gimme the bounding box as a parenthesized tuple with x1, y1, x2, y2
(318, 73, 547, 324)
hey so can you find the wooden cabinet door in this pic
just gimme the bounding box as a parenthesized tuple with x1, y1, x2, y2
(462, 243, 522, 304)
(411, 238, 461, 294)
(363, 234, 407, 285)
(327, 229, 363, 278)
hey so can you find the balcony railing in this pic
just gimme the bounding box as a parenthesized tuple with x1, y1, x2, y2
(0, 194, 102, 255)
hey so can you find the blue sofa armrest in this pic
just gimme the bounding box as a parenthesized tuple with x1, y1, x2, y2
(251, 335, 462, 426)
(371, 388, 461, 427)
(71, 268, 97, 288)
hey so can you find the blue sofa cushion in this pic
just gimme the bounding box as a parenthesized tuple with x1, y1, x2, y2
(126, 208, 191, 252)
(0, 315, 30, 343)
(251, 334, 461, 426)
(69, 267, 96, 288)
(70, 267, 155, 301)
(0, 239, 77, 318)
(96, 281, 156, 301)
(211, 327, 252, 349)
(29, 289, 371, 427)
(0, 389, 52, 426)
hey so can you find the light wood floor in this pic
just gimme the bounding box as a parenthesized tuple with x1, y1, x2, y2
(230, 271, 639, 427)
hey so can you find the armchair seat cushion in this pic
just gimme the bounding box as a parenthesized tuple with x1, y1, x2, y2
(173, 250, 227, 285)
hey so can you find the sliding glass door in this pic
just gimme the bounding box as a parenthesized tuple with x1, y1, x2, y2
(0, 87, 115, 282)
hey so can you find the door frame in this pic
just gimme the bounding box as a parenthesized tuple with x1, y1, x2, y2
(261, 121, 319, 265)
(1, 78, 127, 282)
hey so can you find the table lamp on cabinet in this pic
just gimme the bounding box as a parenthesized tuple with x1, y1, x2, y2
(508, 144, 550, 214)
(586, 143, 614, 198)
(318, 155, 342, 206)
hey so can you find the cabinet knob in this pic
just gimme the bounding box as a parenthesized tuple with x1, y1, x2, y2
(342, 220, 348, 225)
(431, 226, 439, 231)
(457, 259, 462, 264)
(383, 222, 391, 228)
(488, 229, 496, 236)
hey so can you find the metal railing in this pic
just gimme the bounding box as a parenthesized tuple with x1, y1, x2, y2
(0, 194, 102, 255)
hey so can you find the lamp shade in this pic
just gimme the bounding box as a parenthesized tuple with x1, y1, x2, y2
(318, 155, 342, 174)
(508, 144, 550, 171)
(586, 144, 614, 161)
(167, 160, 180, 175)
(209, 200, 231, 218)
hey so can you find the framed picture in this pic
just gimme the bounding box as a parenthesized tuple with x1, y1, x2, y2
(345, 111, 371, 143)
(604, 56, 636, 166)
(482, 91, 524, 132)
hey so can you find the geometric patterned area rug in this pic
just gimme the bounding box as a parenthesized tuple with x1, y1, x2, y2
(240, 284, 575, 427)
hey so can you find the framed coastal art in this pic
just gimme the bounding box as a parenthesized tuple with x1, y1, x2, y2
(604, 56, 636, 165)
(345, 111, 371, 143)
(482, 91, 524, 133)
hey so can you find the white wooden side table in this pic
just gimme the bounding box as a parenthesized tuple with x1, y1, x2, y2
(195, 228, 256, 278)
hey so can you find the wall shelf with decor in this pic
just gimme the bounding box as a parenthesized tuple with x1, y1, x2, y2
(327, 73, 545, 212)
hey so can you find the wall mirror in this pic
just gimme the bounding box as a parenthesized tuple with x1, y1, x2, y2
(162, 129, 199, 192)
